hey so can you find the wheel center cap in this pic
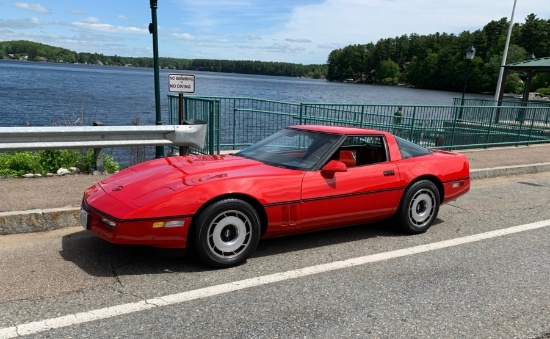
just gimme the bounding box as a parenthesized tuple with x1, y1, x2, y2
(221, 226, 237, 242)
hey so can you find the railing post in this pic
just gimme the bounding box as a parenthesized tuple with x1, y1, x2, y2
(515, 107, 526, 146)
(92, 121, 104, 172)
(449, 107, 458, 151)
(217, 99, 222, 154)
(526, 108, 536, 146)
(484, 108, 495, 149)
(232, 98, 237, 150)
(408, 107, 417, 140)
(208, 100, 215, 155)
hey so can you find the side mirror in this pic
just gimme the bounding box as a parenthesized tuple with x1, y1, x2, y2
(321, 160, 348, 173)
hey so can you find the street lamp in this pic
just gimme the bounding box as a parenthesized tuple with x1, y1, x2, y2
(150, 0, 164, 158)
(459, 44, 476, 119)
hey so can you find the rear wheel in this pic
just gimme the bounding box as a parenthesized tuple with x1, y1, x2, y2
(192, 199, 261, 268)
(397, 180, 440, 234)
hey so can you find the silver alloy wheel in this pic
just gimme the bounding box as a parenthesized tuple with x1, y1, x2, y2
(408, 189, 435, 226)
(207, 210, 252, 259)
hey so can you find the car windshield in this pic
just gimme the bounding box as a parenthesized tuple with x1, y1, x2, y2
(236, 128, 343, 170)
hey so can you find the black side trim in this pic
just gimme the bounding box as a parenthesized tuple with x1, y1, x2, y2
(442, 177, 470, 184)
(301, 186, 403, 203)
(263, 200, 302, 208)
(83, 201, 194, 223)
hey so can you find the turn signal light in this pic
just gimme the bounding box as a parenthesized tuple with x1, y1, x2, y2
(101, 218, 117, 228)
(152, 220, 185, 229)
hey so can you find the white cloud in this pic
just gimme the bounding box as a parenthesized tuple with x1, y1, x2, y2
(13, 2, 50, 14)
(68, 9, 86, 15)
(172, 32, 195, 41)
(285, 38, 312, 43)
(72, 19, 149, 34)
(81, 17, 100, 24)
(0, 17, 43, 29)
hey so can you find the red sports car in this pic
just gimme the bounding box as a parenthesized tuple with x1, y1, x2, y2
(81, 125, 470, 268)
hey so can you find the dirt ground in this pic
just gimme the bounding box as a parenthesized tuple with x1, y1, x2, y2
(0, 174, 108, 212)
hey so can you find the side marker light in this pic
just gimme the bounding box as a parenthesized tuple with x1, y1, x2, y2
(152, 220, 185, 229)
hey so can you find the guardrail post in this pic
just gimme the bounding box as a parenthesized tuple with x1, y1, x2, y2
(92, 121, 104, 172)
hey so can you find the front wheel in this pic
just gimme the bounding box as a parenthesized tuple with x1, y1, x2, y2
(192, 199, 261, 268)
(397, 180, 440, 234)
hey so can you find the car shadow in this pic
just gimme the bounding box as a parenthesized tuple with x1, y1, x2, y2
(59, 231, 202, 277)
(253, 218, 442, 259)
(60, 218, 442, 277)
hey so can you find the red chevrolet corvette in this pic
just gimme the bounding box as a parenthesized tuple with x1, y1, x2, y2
(81, 125, 470, 267)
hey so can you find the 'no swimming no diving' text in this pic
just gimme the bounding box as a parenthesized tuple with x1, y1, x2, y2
(168, 74, 195, 93)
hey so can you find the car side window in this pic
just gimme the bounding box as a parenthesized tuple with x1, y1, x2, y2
(395, 136, 432, 159)
(334, 136, 387, 167)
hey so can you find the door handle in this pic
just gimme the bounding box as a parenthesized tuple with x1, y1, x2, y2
(383, 170, 395, 176)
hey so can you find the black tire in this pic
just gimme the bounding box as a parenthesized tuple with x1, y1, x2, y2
(396, 180, 440, 234)
(192, 199, 261, 268)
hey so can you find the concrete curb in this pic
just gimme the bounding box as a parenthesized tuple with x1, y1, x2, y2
(470, 162, 550, 180)
(1, 164, 549, 236)
(0, 207, 79, 236)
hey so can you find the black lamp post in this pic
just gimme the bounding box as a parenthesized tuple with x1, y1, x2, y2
(459, 44, 476, 119)
(150, 0, 164, 158)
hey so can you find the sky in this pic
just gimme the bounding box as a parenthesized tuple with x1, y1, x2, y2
(0, 0, 549, 65)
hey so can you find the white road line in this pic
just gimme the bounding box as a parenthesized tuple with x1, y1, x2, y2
(2, 219, 550, 338)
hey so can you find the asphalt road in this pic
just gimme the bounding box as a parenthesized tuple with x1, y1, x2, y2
(1, 172, 549, 338)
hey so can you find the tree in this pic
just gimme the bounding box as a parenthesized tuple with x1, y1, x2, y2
(374, 60, 400, 85)
(518, 14, 549, 58)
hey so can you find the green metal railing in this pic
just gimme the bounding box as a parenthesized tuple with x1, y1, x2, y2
(168, 95, 550, 154)
(454, 97, 550, 125)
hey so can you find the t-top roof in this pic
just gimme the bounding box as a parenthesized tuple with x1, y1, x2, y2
(505, 57, 550, 72)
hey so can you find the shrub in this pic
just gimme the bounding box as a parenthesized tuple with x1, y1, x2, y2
(75, 149, 120, 174)
(537, 87, 550, 97)
(37, 149, 80, 173)
(0, 152, 42, 176)
(0, 149, 120, 177)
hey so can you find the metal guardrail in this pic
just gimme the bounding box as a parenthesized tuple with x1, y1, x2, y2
(0, 125, 207, 151)
(0, 124, 207, 171)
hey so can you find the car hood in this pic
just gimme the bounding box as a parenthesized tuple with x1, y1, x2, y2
(97, 154, 293, 207)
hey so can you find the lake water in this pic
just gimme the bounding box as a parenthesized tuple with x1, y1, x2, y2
(0, 59, 491, 128)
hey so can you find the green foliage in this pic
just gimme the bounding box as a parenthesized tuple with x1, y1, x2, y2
(531, 73, 550, 90)
(37, 150, 80, 173)
(326, 13, 550, 93)
(0, 40, 326, 78)
(0, 40, 77, 63)
(0, 150, 120, 177)
(0, 152, 42, 177)
(75, 150, 120, 174)
(375, 59, 400, 85)
(538, 87, 550, 96)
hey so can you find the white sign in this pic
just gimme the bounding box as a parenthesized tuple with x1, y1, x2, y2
(168, 74, 195, 93)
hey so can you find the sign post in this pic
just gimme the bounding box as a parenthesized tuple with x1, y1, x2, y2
(168, 74, 196, 155)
